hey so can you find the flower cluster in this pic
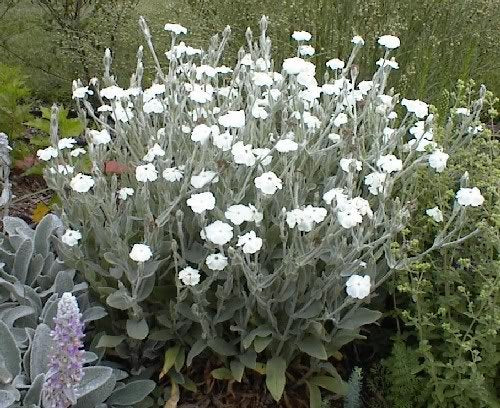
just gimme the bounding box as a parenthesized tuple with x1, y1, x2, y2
(42, 293, 85, 408)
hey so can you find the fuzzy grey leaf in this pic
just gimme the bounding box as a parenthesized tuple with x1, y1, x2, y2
(30, 323, 52, 382)
(0, 390, 16, 408)
(96, 335, 126, 348)
(106, 290, 134, 311)
(12, 239, 33, 284)
(2, 306, 35, 328)
(106, 380, 156, 405)
(338, 308, 382, 330)
(208, 338, 237, 356)
(186, 340, 206, 367)
(34, 214, 61, 257)
(82, 306, 107, 323)
(23, 373, 44, 406)
(126, 319, 149, 340)
(75, 366, 116, 408)
(0, 321, 21, 381)
(297, 335, 327, 360)
(25, 253, 44, 287)
(54, 269, 75, 295)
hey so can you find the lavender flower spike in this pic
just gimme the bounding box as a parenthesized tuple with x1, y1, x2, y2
(42, 292, 85, 408)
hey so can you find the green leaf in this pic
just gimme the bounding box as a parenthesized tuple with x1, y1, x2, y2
(238, 350, 257, 369)
(338, 308, 382, 330)
(186, 340, 206, 366)
(96, 335, 125, 348)
(242, 325, 273, 349)
(126, 318, 149, 340)
(265, 356, 287, 402)
(180, 376, 197, 392)
(308, 375, 347, 396)
(294, 300, 323, 319)
(106, 380, 156, 405)
(230, 360, 245, 382)
(211, 367, 233, 380)
(254, 336, 272, 353)
(297, 335, 328, 360)
(160, 345, 181, 378)
(306, 381, 322, 408)
(208, 338, 237, 356)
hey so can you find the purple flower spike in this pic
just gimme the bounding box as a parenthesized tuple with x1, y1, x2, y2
(42, 292, 85, 408)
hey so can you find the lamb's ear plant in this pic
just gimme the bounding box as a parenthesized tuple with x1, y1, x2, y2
(42, 16, 492, 404)
(0, 214, 156, 408)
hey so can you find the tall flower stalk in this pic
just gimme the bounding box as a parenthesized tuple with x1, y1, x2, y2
(42, 292, 85, 408)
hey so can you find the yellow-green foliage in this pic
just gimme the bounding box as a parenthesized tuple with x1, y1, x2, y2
(388, 84, 500, 407)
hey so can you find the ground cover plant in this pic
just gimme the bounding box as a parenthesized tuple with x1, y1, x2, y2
(11, 15, 493, 407)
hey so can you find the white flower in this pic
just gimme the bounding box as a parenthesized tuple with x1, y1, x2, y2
(252, 72, 274, 87)
(163, 166, 184, 182)
(189, 84, 213, 103)
(426, 206, 443, 222)
(212, 131, 233, 151)
(196, 65, 217, 80)
(282, 57, 315, 76)
(236, 231, 263, 254)
(326, 58, 345, 70)
(337, 203, 363, 229)
(365, 172, 386, 195)
(428, 150, 449, 173)
(187, 192, 216, 214)
(61, 229, 82, 247)
(179, 266, 200, 286)
(225, 204, 254, 225)
(456, 187, 484, 207)
(292, 31, 312, 41)
(190, 170, 219, 188)
(248, 204, 263, 224)
(323, 188, 348, 205)
(100, 85, 127, 100)
(251, 102, 268, 120)
(70, 173, 94, 193)
(358, 80, 373, 94)
(351, 35, 365, 45)
(218, 110, 245, 128)
(232, 141, 256, 166)
(328, 133, 341, 142)
(388, 111, 398, 119)
(376, 58, 399, 69)
(37, 147, 58, 161)
(90, 129, 111, 145)
(118, 187, 134, 200)
(401, 98, 429, 119)
(164, 23, 187, 35)
(255, 171, 282, 195)
(333, 112, 348, 127)
(378, 35, 400, 49)
(70, 148, 86, 157)
(346, 275, 371, 299)
(206, 253, 228, 271)
(72, 86, 93, 99)
(340, 158, 362, 172)
(253, 148, 272, 166)
(286, 206, 327, 232)
(351, 197, 373, 218)
(143, 143, 165, 162)
(129, 244, 153, 262)
(275, 139, 298, 152)
(377, 155, 402, 173)
(299, 45, 315, 56)
(455, 108, 470, 115)
(143, 98, 164, 114)
(135, 163, 158, 182)
(58, 138, 77, 150)
(191, 124, 212, 144)
(143, 83, 166, 102)
(201, 221, 233, 245)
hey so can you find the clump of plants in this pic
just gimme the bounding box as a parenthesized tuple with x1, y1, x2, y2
(37, 17, 492, 405)
(382, 83, 499, 408)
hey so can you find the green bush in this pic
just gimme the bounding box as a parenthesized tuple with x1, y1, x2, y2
(0, 64, 33, 160)
(385, 83, 500, 407)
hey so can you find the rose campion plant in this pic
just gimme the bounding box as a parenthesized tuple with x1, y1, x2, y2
(44, 17, 488, 404)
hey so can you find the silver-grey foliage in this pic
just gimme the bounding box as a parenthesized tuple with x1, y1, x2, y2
(41, 17, 489, 402)
(0, 215, 155, 408)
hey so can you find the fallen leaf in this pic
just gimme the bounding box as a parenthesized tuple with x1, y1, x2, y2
(14, 155, 37, 171)
(32, 202, 50, 223)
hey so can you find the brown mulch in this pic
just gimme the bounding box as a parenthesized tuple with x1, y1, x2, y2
(7, 171, 51, 223)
